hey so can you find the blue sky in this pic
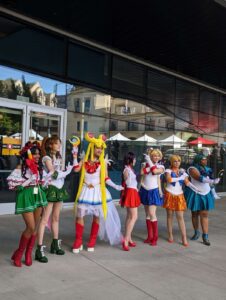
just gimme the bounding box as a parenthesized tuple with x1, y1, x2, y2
(0, 65, 72, 95)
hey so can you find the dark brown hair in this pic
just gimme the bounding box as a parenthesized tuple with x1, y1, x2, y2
(20, 141, 43, 179)
(41, 135, 62, 159)
(123, 152, 135, 167)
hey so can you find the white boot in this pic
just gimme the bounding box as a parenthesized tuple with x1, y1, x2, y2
(211, 187, 220, 200)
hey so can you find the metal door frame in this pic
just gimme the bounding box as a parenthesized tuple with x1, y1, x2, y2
(0, 98, 67, 214)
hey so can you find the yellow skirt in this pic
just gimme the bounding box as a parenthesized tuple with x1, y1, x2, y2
(163, 191, 187, 211)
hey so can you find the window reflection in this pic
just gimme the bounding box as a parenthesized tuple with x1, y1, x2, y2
(1, 64, 226, 197)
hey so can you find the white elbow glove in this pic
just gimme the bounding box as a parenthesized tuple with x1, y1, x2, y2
(170, 174, 187, 183)
(21, 174, 38, 187)
(72, 146, 79, 166)
(187, 182, 201, 193)
(179, 168, 186, 174)
(55, 164, 73, 179)
(143, 154, 154, 168)
(73, 157, 78, 166)
(21, 176, 34, 187)
(213, 178, 220, 184)
(202, 177, 220, 185)
(21, 178, 32, 187)
(106, 178, 124, 191)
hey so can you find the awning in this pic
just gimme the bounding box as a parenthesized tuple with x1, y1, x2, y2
(135, 134, 156, 143)
(107, 132, 131, 141)
(188, 137, 217, 145)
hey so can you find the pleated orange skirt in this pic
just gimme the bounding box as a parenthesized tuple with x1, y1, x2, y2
(163, 190, 187, 211)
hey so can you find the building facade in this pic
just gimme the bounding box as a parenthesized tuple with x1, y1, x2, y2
(0, 1, 226, 213)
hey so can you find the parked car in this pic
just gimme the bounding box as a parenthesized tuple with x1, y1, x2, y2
(163, 148, 197, 166)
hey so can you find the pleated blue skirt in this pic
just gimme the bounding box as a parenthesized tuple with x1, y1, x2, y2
(139, 186, 163, 206)
(184, 187, 214, 211)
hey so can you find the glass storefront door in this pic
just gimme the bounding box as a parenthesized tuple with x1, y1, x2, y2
(0, 98, 67, 214)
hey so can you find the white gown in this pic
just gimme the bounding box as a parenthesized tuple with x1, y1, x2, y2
(76, 165, 122, 245)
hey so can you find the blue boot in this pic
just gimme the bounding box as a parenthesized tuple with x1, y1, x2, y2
(202, 233, 211, 246)
(190, 230, 200, 240)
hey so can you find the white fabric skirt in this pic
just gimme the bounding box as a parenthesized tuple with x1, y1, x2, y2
(77, 184, 112, 205)
(76, 184, 122, 245)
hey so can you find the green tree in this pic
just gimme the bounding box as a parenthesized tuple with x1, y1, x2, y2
(0, 113, 13, 136)
(0, 80, 8, 98)
(21, 75, 32, 101)
(7, 79, 19, 100)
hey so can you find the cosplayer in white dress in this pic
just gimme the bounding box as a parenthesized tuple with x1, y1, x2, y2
(72, 133, 124, 253)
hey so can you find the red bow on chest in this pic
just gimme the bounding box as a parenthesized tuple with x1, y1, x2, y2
(85, 161, 100, 174)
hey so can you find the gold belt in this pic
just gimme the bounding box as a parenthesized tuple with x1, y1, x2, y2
(84, 182, 100, 189)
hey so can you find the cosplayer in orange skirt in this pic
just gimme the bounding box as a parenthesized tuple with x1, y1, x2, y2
(163, 155, 199, 247)
(163, 191, 186, 211)
(120, 152, 140, 251)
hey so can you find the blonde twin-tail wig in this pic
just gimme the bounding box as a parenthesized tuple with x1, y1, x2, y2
(74, 133, 108, 219)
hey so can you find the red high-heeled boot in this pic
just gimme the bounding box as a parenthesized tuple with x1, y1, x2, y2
(128, 241, 136, 247)
(72, 223, 84, 253)
(144, 219, 153, 243)
(11, 234, 29, 267)
(122, 240, 130, 251)
(87, 221, 99, 252)
(150, 221, 158, 246)
(25, 234, 36, 266)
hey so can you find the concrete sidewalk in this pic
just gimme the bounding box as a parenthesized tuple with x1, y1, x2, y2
(0, 199, 226, 300)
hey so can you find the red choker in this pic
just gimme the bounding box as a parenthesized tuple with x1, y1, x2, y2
(85, 161, 100, 174)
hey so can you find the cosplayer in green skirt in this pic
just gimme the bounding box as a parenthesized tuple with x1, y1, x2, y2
(15, 185, 47, 214)
(7, 141, 47, 267)
(45, 184, 69, 203)
(35, 136, 73, 263)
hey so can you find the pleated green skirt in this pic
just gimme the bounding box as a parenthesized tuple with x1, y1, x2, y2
(45, 185, 69, 202)
(15, 186, 48, 214)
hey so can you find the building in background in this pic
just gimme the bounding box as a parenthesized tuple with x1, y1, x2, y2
(1, 1, 226, 213)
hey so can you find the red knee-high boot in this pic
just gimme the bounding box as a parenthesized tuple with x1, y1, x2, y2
(25, 234, 36, 266)
(150, 221, 158, 246)
(87, 221, 99, 252)
(72, 223, 84, 253)
(11, 234, 29, 267)
(144, 219, 153, 243)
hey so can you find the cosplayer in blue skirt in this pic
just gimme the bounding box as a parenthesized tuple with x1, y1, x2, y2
(139, 149, 165, 246)
(139, 186, 163, 206)
(185, 154, 220, 246)
(184, 187, 214, 211)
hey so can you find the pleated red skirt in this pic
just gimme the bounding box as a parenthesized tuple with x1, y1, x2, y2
(121, 188, 141, 208)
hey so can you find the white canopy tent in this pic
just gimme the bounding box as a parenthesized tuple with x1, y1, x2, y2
(107, 132, 131, 141)
(9, 132, 22, 139)
(10, 130, 43, 140)
(158, 134, 186, 148)
(29, 129, 43, 140)
(135, 134, 157, 143)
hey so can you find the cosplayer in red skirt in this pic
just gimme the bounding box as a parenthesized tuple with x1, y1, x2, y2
(120, 152, 140, 251)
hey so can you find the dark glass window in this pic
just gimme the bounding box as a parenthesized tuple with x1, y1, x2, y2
(74, 99, 80, 112)
(84, 121, 88, 131)
(84, 98, 91, 113)
(77, 121, 80, 131)
(0, 17, 65, 76)
(147, 71, 174, 109)
(128, 121, 138, 131)
(112, 57, 145, 97)
(68, 43, 109, 88)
